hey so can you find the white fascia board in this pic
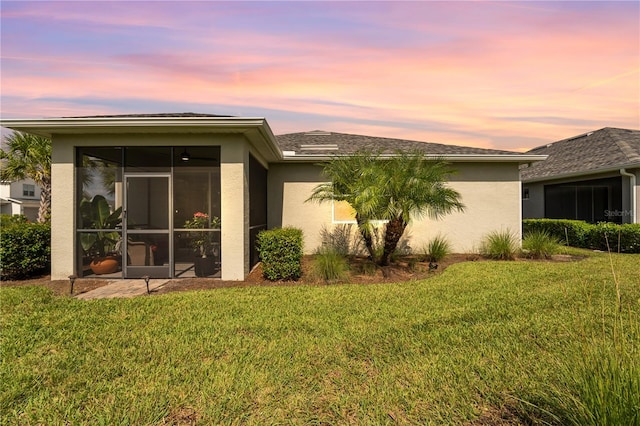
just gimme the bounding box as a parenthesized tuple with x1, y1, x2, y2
(1, 116, 284, 161)
(1, 116, 268, 134)
(280, 153, 548, 163)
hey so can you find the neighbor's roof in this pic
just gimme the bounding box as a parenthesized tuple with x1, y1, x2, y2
(520, 127, 640, 182)
(276, 130, 538, 161)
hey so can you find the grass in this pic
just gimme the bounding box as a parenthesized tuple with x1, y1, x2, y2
(1, 251, 639, 424)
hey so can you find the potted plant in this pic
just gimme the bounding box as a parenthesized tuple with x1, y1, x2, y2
(184, 212, 220, 276)
(79, 195, 122, 275)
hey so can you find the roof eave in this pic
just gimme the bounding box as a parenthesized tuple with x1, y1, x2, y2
(522, 162, 640, 183)
(280, 153, 548, 163)
(1, 116, 285, 161)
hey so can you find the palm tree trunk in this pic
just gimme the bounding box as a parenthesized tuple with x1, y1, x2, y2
(356, 215, 376, 260)
(379, 217, 406, 266)
(37, 177, 51, 223)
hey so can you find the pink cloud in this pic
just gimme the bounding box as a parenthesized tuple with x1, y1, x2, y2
(1, 1, 638, 150)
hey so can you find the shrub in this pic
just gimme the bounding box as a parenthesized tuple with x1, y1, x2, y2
(523, 219, 640, 253)
(522, 230, 560, 259)
(587, 222, 640, 253)
(0, 214, 29, 228)
(480, 229, 519, 260)
(523, 219, 591, 247)
(0, 221, 51, 279)
(422, 235, 451, 262)
(312, 246, 348, 283)
(319, 224, 362, 256)
(257, 227, 303, 281)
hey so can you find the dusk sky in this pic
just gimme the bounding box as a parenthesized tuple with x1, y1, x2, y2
(1, 1, 638, 151)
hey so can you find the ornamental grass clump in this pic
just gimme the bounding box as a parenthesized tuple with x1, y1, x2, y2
(480, 229, 519, 260)
(422, 235, 451, 262)
(522, 230, 560, 259)
(312, 246, 349, 283)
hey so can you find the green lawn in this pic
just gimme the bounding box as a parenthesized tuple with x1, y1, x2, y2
(1, 251, 638, 425)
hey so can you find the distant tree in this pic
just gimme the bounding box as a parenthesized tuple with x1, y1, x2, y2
(308, 150, 465, 266)
(0, 131, 52, 223)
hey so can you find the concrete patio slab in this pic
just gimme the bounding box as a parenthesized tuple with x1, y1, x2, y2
(76, 279, 170, 300)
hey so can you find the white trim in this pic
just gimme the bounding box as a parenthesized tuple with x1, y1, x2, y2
(1, 116, 284, 163)
(283, 154, 547, 163)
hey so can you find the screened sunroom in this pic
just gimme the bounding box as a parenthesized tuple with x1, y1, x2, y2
(1, 114, 276, 280)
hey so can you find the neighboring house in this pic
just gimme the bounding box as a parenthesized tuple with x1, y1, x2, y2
(1, 113, 545, 280)
(521, 127, 640, 224)
(0, 177, 41, 221)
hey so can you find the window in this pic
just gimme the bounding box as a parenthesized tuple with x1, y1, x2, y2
(333, 200, 357, 223)
(22, 184, 35, 197)
(522, 188, 530, 200)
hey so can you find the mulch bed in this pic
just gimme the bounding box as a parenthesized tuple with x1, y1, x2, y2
(1, 253, 585, 297)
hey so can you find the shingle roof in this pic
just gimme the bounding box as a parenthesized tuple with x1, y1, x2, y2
(520, 127, 640, 181)
(64, 112, 233, 118)
(275, 130, 523, 156)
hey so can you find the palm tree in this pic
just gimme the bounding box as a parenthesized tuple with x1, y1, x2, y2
(307, 151, 382, 260)
(0, 131, 52, 223)
(376, 151, 465, 266)
(308, 150, 465, 266)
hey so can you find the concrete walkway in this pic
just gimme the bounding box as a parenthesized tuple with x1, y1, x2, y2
(76, 279, 170, 300)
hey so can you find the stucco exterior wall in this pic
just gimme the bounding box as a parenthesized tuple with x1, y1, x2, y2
(409, 163, 522, 253)
(267, 163, 330, 253)
(50, 137, 76, 280)
(522, 182, 544, 219)
(220, 142, 250, 280)
(269, 162, 522, 255)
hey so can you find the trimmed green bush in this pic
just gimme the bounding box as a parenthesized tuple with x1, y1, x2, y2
(480, 229, 519, 260)
(523, 219, 640, 253)
(587, 222, 640, 253)
(257, 227, 303, 281)
(423, 235, 451, 262)
(0, 214, 29, 228)
(312, 246, 348, 283)
(522, 230, 560, 259)
(523, 219, 591, 247)
(0, 221, 51, 279)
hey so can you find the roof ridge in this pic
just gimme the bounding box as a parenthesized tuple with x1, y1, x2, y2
(606, 128, 640, 163)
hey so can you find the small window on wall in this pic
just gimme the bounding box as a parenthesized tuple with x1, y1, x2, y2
(333, 200, 357, 223)
(23, 184, 35, 197)
(522, 188, 530, 200)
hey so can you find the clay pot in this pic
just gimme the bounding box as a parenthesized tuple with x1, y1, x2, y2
(90, 256, 119, 275)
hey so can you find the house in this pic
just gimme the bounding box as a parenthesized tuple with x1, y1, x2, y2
(0, 177, 41, 221)
(1, 113, 545, 280)
(521, 127, 640, 224)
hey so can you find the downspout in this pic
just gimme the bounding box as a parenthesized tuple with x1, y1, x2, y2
(620, 168, 637, 223)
